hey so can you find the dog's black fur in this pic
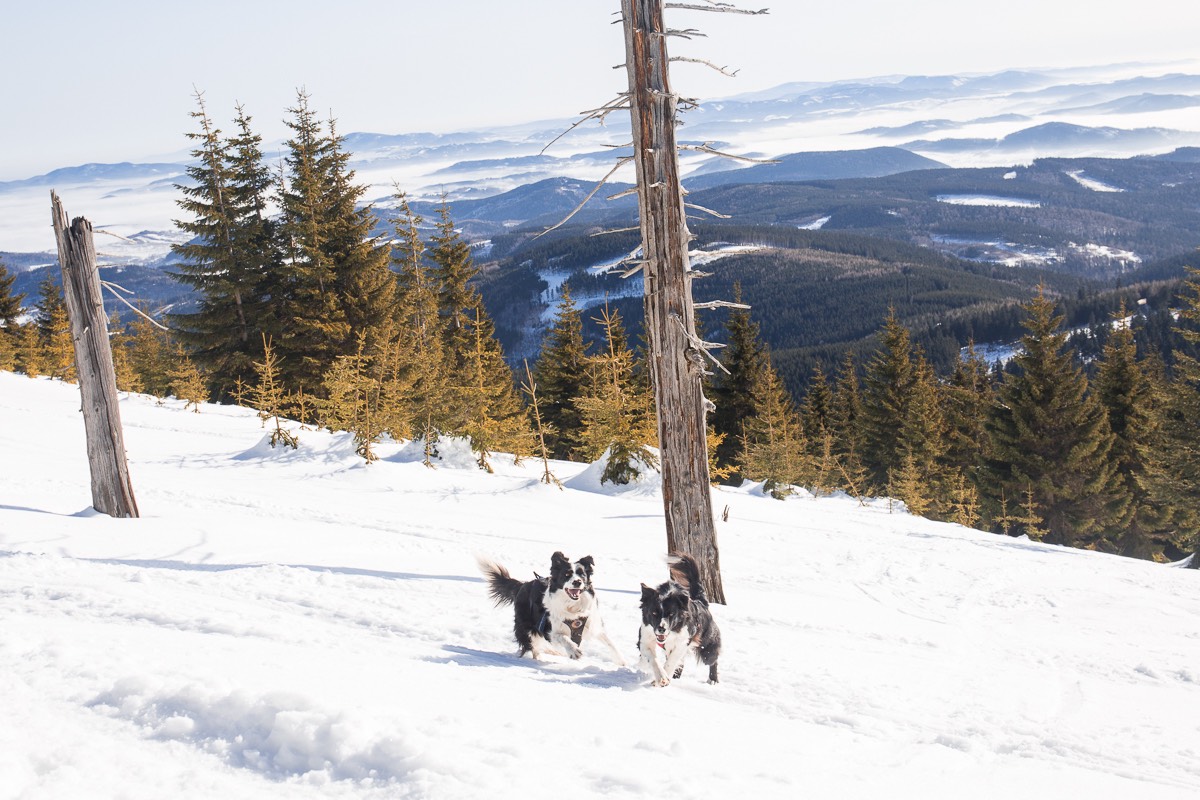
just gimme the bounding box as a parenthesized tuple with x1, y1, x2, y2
(638, 554, 721, 685)
(478, 551, 624, 663)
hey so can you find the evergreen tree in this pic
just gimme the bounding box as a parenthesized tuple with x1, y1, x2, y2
(983, 289, 1126, 548)
(1095, 308, 1174, 558)
(532, 286, 590, 459)
(429, 197, 479, 370)
(1141, 272, 1200, 564)
(859, 310, 947, 499)
(108, 314, 141, 393)
(737, 352, 807, 499)
(575, 304, 658, 484)
(0, 259, 22, 371)
(171, 94, 274, 395)
(36, 274, 74, 381)
(800, 366, 833, 445)
(712, 283, 767, 478)
(274, 90, 352, 391)
(943, 342, 994, 490)
(320, 116, 396, 348)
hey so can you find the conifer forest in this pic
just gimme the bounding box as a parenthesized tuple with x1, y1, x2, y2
(3, 88, 1199, 567)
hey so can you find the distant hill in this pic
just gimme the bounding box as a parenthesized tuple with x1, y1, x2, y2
(683, 147, 946, 191)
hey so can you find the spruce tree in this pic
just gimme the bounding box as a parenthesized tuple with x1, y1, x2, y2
(36, 274, 74, 381)
(859, 310, 947, 498)
(983, 289, 1126, 547)
(532, 286, 590, 459)
(429, 197, 479, 371)
(126, 309, 174, 397)
(1142, 272, 1200, 564)
(320, 333, 384, 462)
(171, 94, 274, 394)
(0, 259, 23, 371)
(1095, 308, 1172, 558)
(712, 283, 767, 478)
(274, 90, 352, 392)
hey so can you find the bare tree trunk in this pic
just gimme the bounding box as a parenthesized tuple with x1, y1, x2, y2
(622, 0, 725, 602)
(51, 191, 140, 519)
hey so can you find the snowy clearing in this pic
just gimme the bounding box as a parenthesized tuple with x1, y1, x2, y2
(1, 372, 1198, 799)
(935, 194, 1042, 208)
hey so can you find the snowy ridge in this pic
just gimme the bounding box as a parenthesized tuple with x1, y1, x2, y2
(2, 372, 1199, 798)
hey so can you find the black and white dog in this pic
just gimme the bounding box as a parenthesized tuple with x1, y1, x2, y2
(638, 554, 721, 686)
(478, 551, 625, 664)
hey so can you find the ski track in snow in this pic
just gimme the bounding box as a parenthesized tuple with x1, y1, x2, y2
(2, 372, 1200, 799)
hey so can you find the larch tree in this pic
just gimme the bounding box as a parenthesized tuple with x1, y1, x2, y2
(737, 351, 807, 499)
(575, 303, 658, 485)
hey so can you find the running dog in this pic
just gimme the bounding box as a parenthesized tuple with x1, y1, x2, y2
(638, 554, 721, 685)
(478, 551, 625, 664)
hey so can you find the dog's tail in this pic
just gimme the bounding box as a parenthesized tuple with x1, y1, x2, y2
(667, 553, 709, 606)
(476, 555, 523, 607)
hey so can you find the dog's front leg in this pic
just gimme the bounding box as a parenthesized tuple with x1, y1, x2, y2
(550, 625, 583, 659)
(638, 630, 670, 686)
(662, 638, 689, 683)
(585, 616, 627, 666)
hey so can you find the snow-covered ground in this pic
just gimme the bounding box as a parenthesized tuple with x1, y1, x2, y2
(2, 372, 1198, 799)
(935, 194, 1042, 208)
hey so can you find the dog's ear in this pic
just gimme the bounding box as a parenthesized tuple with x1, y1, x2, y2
(640, 583, 657, 602)
(551, 551, 570, 568)
(578, 555, 595, 572)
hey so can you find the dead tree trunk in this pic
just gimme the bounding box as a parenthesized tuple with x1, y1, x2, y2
(622, 0, 725, 602)
(51, 191, 140, 519)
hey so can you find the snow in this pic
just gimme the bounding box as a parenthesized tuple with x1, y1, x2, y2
(2, 371, 1199, 799)
(1065, 170, 1126, 193)
(798, 215, 831, 230)
(935, 194, 1042, 208)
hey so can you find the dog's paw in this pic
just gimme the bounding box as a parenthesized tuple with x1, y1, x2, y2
(672, 666, 684, 680)
(656, 676, 671, 687)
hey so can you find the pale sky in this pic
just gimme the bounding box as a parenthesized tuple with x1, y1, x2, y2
(2, 0, 1196, 181)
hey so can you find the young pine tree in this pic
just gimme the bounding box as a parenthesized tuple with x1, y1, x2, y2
(251, 335, 298, 450)
(168, 346, 209, 412)
(457, 306, 531, 472)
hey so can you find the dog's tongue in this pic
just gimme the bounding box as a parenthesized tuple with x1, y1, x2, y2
(567, 588, 580, 600)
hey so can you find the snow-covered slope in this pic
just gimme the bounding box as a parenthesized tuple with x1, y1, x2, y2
(2, 373, 1198, 798)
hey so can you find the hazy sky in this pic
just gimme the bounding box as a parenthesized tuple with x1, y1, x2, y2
(3, 0, 1197, 181)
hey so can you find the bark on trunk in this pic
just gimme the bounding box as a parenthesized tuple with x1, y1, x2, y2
(622, 0, 725, 602)
(51, 191, 139, 518)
